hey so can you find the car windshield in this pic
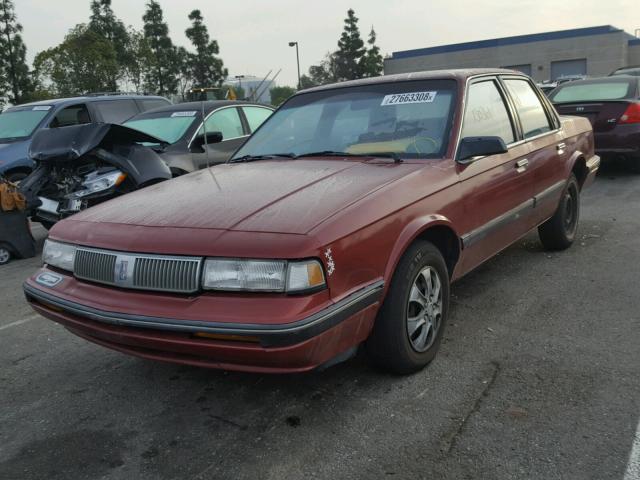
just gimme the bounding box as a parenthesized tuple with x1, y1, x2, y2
(124, 110, 200, 144)
(0, 106, 52, 141)
(550, 80, 635, 102)
(233, 80, 457, 160)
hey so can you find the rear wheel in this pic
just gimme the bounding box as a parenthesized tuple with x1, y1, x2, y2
(366, 240, 450, 374)
(538, 174, 580, 250)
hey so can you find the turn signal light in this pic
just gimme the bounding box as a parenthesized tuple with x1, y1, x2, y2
(619, 103, 640, 124)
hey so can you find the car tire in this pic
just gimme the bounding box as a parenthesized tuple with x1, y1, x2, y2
(0, 247, 11, 265)
(366, 240, 450, 374)
(538, 174, 580, 250)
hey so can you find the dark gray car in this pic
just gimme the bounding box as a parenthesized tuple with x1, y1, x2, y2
(123, 101, 274, 175)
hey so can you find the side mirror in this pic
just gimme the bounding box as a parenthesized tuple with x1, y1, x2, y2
(190, 131, 223, 152)
(457, 136, 508, 162)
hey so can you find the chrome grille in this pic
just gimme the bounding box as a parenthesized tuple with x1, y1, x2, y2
(74, 249, 117, 284)
(133, 257, 200, 292)
(73, 247, 202, 294)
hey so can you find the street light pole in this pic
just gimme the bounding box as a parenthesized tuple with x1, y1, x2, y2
(289, 42, 301, 90)
(234, 75, 245, 100)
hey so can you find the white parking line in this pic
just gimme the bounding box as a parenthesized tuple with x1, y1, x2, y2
(625, 419, 640, 480)
(0, 314, 39, 331)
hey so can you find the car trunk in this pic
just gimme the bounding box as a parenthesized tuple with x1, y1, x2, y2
(554, 101, 632, 132)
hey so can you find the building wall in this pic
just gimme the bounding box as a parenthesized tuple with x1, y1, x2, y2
(628, 41, 640, 66)
(385, 31, 631, 81)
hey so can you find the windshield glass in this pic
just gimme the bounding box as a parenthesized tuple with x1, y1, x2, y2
(233, 80, 456, 160)
(0, 106, 52, 141)
(124, 110, 200, 144)
(550, 81, 635, 102)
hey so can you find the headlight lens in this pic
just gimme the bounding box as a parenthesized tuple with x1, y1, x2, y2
(67, 170, 127, 199)
(202, 258, 325, 293)
(42, 240, 77, 272)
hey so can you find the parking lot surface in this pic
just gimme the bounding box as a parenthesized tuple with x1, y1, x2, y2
(1, 166, 639, 480)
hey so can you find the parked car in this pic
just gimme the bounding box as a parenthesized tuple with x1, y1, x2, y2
(19, 123, 172, 229)
(556, 74, 587, 85)
(537, 82, 558, 96)
(610, 66, 640, 77)
(549, 75, 640, 171)
(122, 101, 274, 175)
(0, 94, 170, 183)
(24, 69, 599, 374)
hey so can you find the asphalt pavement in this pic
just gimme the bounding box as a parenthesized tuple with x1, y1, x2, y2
(1, 165, 639, 480)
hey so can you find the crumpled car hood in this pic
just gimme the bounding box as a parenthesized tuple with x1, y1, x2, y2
(69, 159, 425, 234)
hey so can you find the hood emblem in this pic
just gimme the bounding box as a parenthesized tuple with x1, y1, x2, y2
(324, 248, 335, 276)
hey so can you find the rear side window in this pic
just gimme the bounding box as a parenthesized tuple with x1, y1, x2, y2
(93, 100, 140, 123)
(461, 80, 515, 144)
(242, 106, 272, 132)
(50, 104, 91, 128)
(139, 98, 171, 112)
(504, 79, 552, 138)
(550, 81, 635, 102)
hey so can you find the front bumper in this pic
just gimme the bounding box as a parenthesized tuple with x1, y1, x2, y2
(24, 278, 383, 373)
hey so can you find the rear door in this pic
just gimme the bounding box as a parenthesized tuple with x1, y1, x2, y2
(240, 106, 273, 133)
(501, 77, 567, 225)
(457, 77, 536, 274)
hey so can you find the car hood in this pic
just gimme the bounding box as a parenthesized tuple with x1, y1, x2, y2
(68, 159, 426, 235)
(0, 139, 30, 169)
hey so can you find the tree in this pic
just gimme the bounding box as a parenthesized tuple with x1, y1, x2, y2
(302, 52, 339, 87)
(334, 9, 366, 81)
(184, 9, 227, 88)
(361, 27, 384, 78)
(0, 0, 33, 104)
(33, 25, 118, 96)
(269, 86, 296, 106)
(142, 0, 178, 95)
(123, 27, 152, 94)
(88, 0, 130, 90)
(175, 46, 192, 101)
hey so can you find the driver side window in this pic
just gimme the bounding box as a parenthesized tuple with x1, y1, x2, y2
(461, 81, 515, 144)
(50, 104, 91, 128)
(199, 108, 244, 140)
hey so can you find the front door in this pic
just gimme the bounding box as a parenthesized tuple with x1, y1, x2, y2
(193, 107, 248, 168)
(456, 78, 536, 275)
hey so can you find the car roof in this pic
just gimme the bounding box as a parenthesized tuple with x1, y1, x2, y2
(137, 100, 272, 116)
(10, 95, 170, 109)
(554, 75, 638, 86)
(298, 68, 526, 95)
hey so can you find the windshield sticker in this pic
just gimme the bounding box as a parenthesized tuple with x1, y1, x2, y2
(32, 106, 52, 111)
(381, 91, 437, 106)
(171, 111, 197, 118)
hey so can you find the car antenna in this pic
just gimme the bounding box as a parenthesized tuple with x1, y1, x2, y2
(201, 99, 221, 190)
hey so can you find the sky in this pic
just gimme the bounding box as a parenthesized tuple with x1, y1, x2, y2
(15, 0, 640, 87)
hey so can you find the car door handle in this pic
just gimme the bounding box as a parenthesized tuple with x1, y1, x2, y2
(515, 159, 529, 172)
(556, 142, 566, 151)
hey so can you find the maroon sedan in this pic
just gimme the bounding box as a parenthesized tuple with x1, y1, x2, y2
(550, 76, 640, 171)
(24, 69, 599, 374)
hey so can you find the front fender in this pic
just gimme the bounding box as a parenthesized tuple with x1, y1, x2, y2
(383, 214, 461, 289)
(0, 157, 34, 175)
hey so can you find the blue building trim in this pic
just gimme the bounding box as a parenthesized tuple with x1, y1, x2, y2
(392, 25, 624, 60)
(629, 38, 640, 46)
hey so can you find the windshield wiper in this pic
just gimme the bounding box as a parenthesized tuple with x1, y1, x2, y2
(297, 150, 403, 163)
(229, 153, 297, 163)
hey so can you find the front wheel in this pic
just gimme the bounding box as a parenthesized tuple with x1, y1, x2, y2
(0, 247, 11, 265)
(366, 240, 450, 374)
(538, 174, 580, 250)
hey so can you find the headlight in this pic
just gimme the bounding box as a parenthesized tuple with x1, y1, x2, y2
(67, 170, 127, 199)
(42, 240, 77, 272)
(202, 258, 325, 293)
